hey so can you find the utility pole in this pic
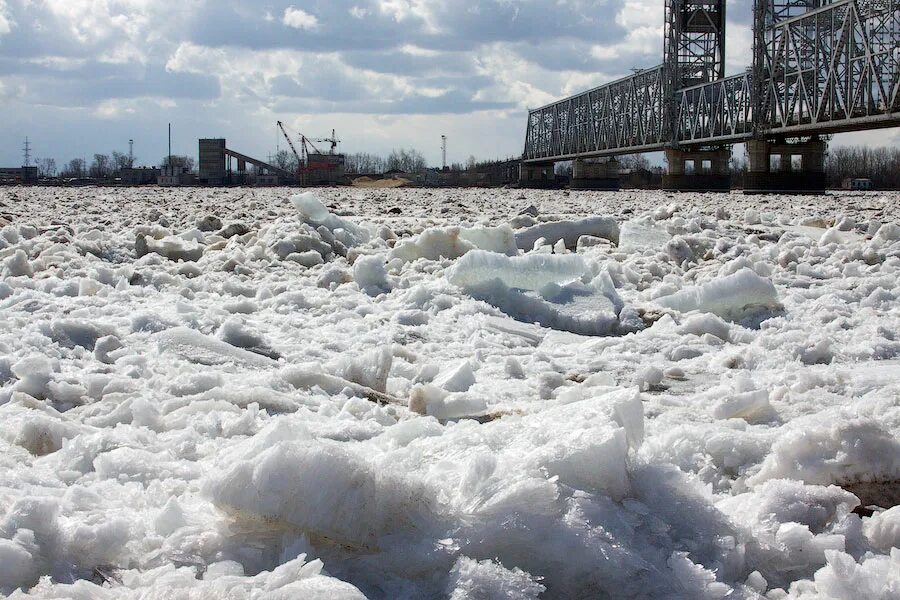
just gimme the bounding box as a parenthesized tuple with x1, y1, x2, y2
(441, 135, 447, 170)
(23, 137, 31, 167)
(129, 139, 134, 167)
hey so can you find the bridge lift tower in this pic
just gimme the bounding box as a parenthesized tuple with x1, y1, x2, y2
(522, 0, 900, 193)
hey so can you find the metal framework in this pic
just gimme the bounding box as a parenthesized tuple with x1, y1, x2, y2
(523, 0, 900, 162)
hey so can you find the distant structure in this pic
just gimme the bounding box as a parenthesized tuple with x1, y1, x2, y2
(277, 122, 346, 185)
(0, 166, 38, 184)
(120, 167, 161, 185)
(159, 123, 188, 186)
(441, 135, 447, 170)
(199, 138, 296, 186)
(0, 137, 38, 184)
(844, 177, 874, 191)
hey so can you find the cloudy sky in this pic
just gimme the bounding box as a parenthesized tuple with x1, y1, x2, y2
(0, 0, 895, 169)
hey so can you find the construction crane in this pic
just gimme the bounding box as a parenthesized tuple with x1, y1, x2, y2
(277, 121, 319, 166)
(311, 129, 341, 155)
(276, 121, 346, 186)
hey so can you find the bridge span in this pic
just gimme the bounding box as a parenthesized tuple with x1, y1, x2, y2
(521, 0, 900, 192)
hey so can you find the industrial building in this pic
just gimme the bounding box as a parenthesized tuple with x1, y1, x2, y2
(198, 138, 296, 186)
(0, 166, 38, 184)
(119, 167, 160, 185)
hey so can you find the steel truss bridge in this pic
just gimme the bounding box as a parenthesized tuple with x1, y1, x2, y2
(523, 0, 900, 163)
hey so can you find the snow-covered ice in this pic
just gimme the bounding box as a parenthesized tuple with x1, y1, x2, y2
(1, 186, 900, 599)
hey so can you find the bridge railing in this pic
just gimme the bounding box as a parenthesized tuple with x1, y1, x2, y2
(524, 66, 667, 161)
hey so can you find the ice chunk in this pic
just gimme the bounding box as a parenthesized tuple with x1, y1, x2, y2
(654, 268, 780, 321)
(865, 505, 900, 551)
(810, 550, 900, 600)
(462, 277, 622, 336)
(459, 225, 518, 256)
(747, 420, 900, 488)
(447, 556, 545, 600)
(353, 254, 392, 296)
(514, 216, 619, 251)
(449, 250, 586, 291)
(0, 536, 36, 593)
(11, 356, 56, 399)
(205, 441, 435, 548)
(48, 319, 112, 350)
(711, 389, 772, 422)
(291, 193, 369, 246)
(618, 221, 672, 251)
(135, 234, 203, 262)
(157, 327, 277, 368)
(3, 249, 33, 277)
(433, 360, 477, 392)
(331, 346, 393, 393)
(217, 318, 279, 359)
(409, 385, 487, 420)
(390, 225, 517, 262)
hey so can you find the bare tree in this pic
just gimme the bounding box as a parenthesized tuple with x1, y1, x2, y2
(618, 154, 651, 170)
(272, 149, 299, 172)
(160, 156, 195, 172)
(386, 148, 427, 173)
(90, 154, 111, 179)
(345, 152, 387, 174)
(35, 158, 57, 178)
(112, 151, 134, 172)
(825, 145, 900, 189)
(61, 158, 86, 178)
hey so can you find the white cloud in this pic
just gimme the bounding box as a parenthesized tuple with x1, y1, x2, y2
(283, 6, 319, 30)
(0, 0, 13, 35)
(349, 6, 369, 19)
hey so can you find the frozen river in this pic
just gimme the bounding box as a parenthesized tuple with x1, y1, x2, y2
(1, 186, 899, 599)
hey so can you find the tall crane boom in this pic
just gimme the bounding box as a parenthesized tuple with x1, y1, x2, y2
(277, 121, 303, 166)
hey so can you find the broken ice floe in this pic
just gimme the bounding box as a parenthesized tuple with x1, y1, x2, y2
(654, 268, 781, 322)
(448, 250, 632, 336)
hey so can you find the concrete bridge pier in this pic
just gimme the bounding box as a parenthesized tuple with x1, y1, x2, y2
(571, 158, 620, 190)
(518, 162, 558, 189)
(662, 147, 731, 192)
(744, 138, 826, 194)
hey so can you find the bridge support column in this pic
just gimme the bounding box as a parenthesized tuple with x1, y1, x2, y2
(571, 158, 620, 190)
(744, 137, 826, 194)
(662, 147, 731, 192)
(518, 162, 558, 189)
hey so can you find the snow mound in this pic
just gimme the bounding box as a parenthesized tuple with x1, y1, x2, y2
(654, 268, 781, 321)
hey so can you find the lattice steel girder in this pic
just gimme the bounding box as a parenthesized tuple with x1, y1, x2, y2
(761, 0, 900, 134)
(523, 0, 900, 163)
(665, 0, 727, 89)
(523, 66, 668, 162)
